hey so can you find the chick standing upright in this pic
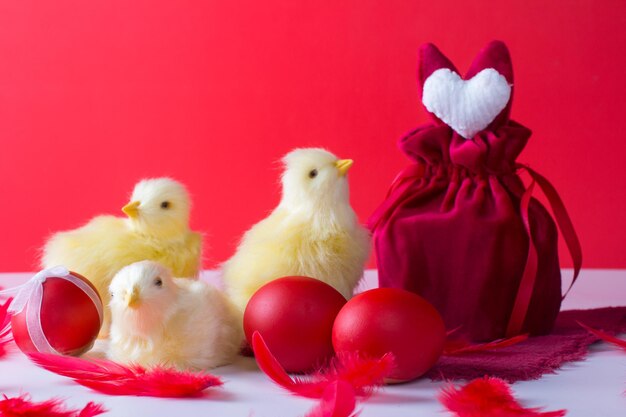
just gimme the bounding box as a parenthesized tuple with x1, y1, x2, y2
(222, 148, 371, 313)
(108, 261, 242, 370)
(41, 178, 202, 335)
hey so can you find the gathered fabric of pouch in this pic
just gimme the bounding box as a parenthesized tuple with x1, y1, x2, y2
(369, 41, 582, 342)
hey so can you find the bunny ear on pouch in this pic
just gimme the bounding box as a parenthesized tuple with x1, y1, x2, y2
(417, 43, 459, 88)
(419, 41, 513, 139)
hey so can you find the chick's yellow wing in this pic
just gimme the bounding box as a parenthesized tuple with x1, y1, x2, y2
(222, 210, 312, 307)
(41, 216, 131, 288)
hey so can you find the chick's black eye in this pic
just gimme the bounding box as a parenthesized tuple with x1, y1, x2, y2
(308, 169, 318, 179)
(154, 278, 163, 287)
(160, 201, 170, 209)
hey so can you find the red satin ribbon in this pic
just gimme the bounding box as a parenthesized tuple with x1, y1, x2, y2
(523, 165, 583, 298)
(505, 181, 539, 337)
(505, 165, 583, 337)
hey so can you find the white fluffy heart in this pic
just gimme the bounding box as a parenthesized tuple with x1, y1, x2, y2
(422, 68, 511, 139)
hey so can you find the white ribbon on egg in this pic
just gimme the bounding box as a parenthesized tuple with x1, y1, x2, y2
(0, 266, 103, 354)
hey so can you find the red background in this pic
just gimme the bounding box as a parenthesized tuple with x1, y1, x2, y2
(1, 1, 624, 271)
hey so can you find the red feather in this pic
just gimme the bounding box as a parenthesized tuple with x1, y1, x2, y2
(0, 394, 106, 417)
(320, 351, 395, 397)
(251, 331, 394, 399)
(578, 321, 626, 352)
(444, 334, 529, 356)
(0, 298, 13, 359)
(304, 381, 359, 417)
(28, 352, 223, 398)
(439, 376, 567, 417)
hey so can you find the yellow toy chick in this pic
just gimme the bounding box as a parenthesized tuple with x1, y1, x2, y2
(41, 178, 202, 335)
(108, 261, 242, 370)
(222, 148, 371, 313)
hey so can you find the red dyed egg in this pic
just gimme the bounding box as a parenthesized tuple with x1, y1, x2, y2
(244, 276, 346, 373)
(332, 288, 445, 382)
(11, 270, 103, 356)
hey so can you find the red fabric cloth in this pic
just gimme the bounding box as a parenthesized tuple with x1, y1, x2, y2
(427, 307, 626, 382)
(369, 41, 580, 341)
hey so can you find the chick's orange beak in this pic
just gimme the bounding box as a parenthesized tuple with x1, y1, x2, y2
(125, 286, 140, 309)
(335, 159, 354, 176)
(122, 201, 140, 219)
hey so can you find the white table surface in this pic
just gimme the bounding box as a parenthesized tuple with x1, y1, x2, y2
(0, 269, 624, 416)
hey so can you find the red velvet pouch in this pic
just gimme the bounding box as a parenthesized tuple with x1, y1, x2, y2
(369, 41, 582, 341)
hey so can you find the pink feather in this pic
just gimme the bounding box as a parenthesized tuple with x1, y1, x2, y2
(578, 321, 626, 352)
(439, 376, 567, 417)
(251, 331, 394, 399)
(443, 334, 529, 356)
(28, 352, 223, 398)
(0, 394, 106, 417)
(304, 381, 359, 417)
(0, 298, 13, 359)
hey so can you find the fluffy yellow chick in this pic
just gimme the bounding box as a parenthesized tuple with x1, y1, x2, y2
(222, 148, 371, 313)
(108, 261, 242, 370)
(41, 178, 202, 335)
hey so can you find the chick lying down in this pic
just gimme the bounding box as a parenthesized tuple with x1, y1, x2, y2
(108, 261, 242, 371)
